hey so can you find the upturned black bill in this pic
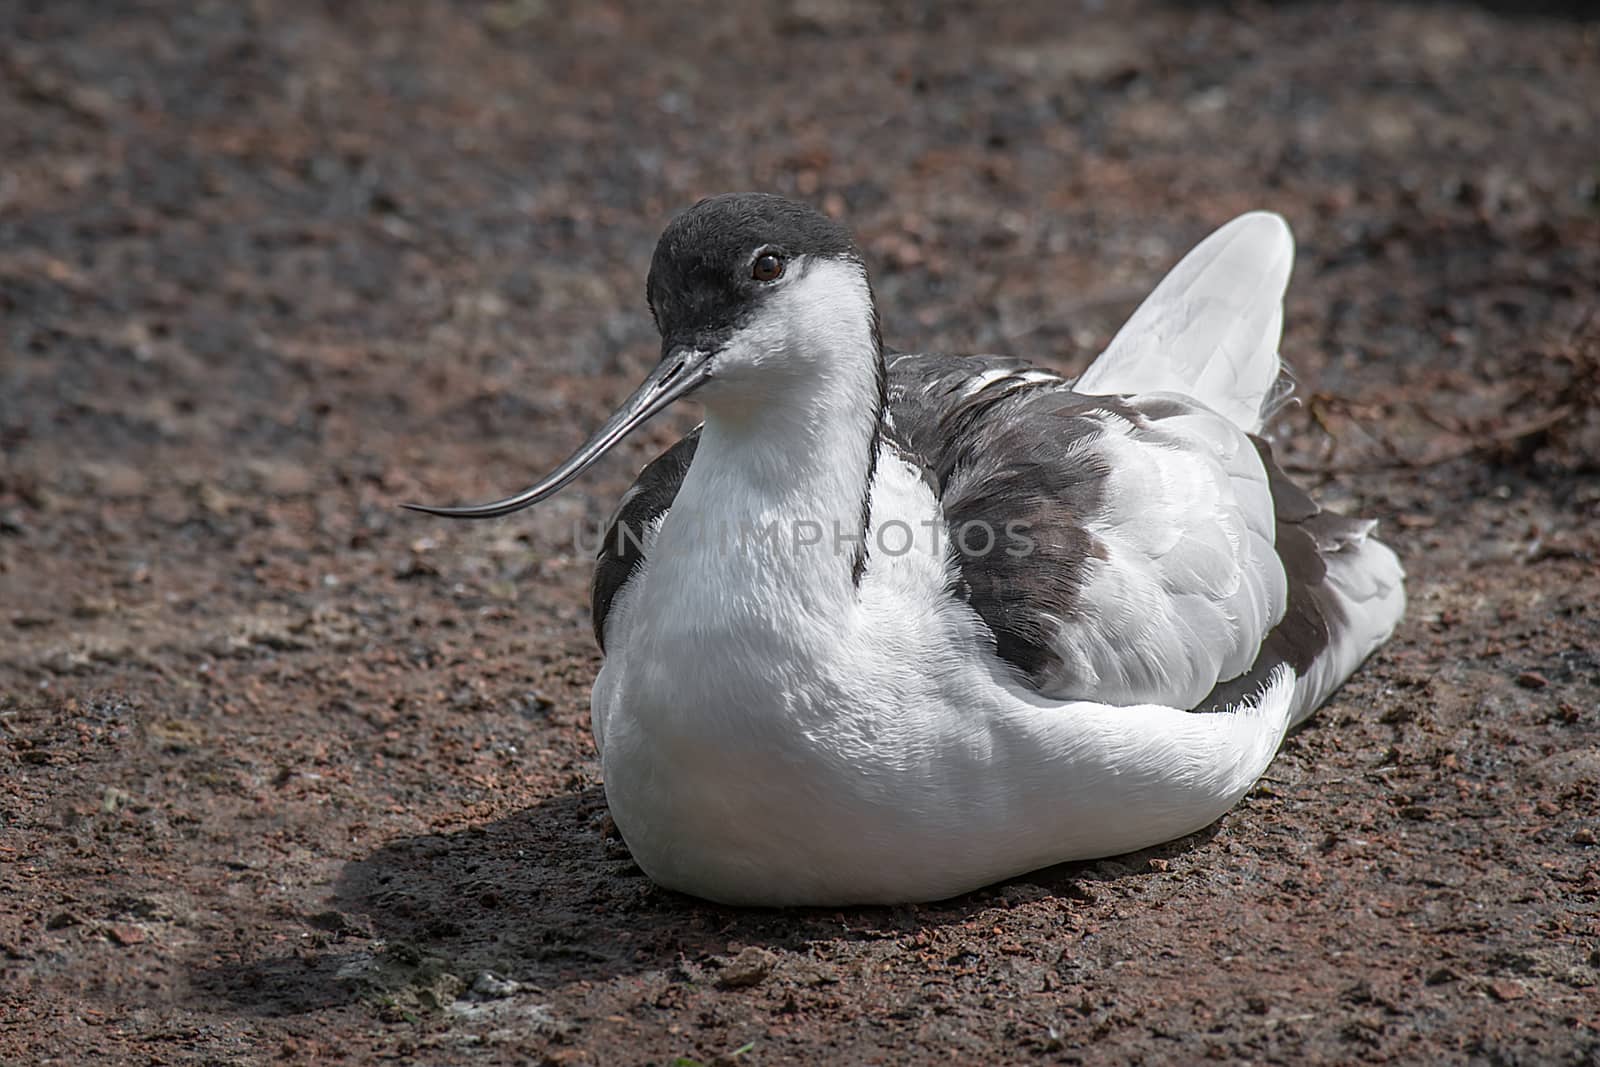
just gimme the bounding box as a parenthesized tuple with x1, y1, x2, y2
(402, 346, 713, 519)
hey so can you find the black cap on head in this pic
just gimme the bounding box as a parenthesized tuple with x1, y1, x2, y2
(646, 193, 860, 350)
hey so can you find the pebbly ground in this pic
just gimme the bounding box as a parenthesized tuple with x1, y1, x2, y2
(2, 2, 1598, 1063)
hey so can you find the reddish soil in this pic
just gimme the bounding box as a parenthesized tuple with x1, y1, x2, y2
(3, 2, 1598, 1064)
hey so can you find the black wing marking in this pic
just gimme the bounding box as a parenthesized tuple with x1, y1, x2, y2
(886, 353, 1109, 682)
(591, 426, 701, 650)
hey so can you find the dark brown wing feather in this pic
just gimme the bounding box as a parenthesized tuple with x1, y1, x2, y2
(885, 352, 1106, 681)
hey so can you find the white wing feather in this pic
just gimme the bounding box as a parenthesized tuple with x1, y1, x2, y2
(1075, 212, 1294, 434)
(1035, 396, 1286, 708)
(1030, 212, 1298, 707)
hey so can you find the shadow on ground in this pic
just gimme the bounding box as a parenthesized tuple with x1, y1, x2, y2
(190, 787, 1221, 1018)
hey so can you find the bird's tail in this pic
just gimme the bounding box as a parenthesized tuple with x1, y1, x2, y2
(1075, 212, 1294, 435)
(1284, 525, 1407, 726)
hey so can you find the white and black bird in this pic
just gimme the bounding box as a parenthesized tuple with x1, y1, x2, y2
(408, 193, 1406, 906)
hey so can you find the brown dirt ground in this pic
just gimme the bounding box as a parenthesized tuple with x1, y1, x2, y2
(3, 2, 1599, 1064)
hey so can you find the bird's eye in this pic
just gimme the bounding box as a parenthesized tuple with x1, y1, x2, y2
(751, 252, 784, 282)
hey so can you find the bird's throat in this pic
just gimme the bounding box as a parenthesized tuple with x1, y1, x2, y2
(646, 348, 885, 630)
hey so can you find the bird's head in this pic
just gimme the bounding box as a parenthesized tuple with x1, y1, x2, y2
(406, 193, 879, 519)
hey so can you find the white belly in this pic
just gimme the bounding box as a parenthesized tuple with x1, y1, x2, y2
(593, 634, 1295, 906)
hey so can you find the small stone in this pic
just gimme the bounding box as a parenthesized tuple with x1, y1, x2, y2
(472, 971, 523, 999)
(716, 946, 777, 990)
(1487, 979, 1526, 1002)
(1572, 828, 1596, 846)
(106, 923, 146, 946)
(245, 458, 316, 495)
(394, 556, 440, 580)
(307, 910, 369, 937)
(1516, 671, 1549, 690)
(791, 960, 839, 987)
(81, 463, 147, 499)
(537, 1049, 588, 1066)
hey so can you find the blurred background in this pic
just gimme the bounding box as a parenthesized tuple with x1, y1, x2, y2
(3, 2, 1597, 1064)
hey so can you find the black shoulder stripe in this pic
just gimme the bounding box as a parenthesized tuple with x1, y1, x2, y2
(853, 325, 888, 588)
(590, 427, 701, 651)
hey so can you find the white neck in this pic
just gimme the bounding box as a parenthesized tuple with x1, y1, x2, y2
(643, 258, 883, 625)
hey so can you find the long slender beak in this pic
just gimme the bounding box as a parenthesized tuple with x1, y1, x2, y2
(402, 346, 714, 519)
